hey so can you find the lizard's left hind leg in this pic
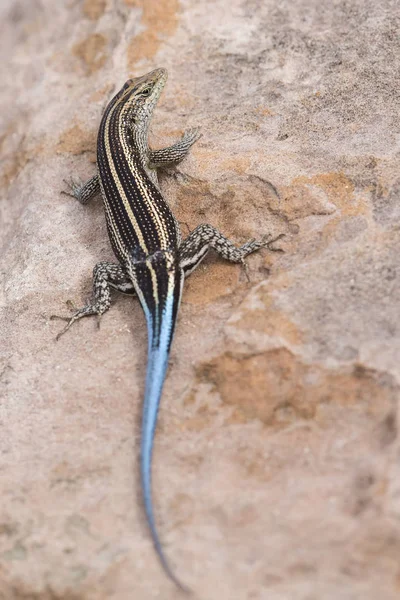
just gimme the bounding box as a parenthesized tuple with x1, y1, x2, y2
(52, 262, 135, 340)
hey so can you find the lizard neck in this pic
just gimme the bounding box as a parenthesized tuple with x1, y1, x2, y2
(133, 125, 150, 167)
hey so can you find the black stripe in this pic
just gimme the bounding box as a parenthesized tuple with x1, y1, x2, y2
(97, 98, 180, 261)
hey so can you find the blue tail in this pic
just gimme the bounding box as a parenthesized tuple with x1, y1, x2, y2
(135, 263, 189, 591)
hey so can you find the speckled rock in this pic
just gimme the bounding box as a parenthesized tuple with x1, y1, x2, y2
(1, 0, 399, 599)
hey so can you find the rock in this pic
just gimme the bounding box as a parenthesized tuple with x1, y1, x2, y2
(1, 0, 399, 598)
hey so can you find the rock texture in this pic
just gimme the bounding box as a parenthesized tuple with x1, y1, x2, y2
(1, 0, 400, 598)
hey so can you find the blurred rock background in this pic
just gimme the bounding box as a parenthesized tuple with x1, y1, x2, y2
(0, 0, 399, 598)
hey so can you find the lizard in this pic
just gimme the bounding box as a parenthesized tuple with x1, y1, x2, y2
(54, 67, 284, 591)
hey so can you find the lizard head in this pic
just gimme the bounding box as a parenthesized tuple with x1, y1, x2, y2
(116, 68, 168, 129)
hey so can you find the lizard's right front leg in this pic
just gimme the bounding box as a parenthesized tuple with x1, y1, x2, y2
(148, 128, 201, 168)
(52, 262, 135, 340)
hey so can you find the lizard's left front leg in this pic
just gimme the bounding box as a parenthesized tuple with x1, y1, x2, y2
(62, 174, 100, 204)
(52, 262, 135, 340)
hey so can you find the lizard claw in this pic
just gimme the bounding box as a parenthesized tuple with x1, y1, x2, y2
(51, 301, 103, 340)
(50, 314, 71, 322)
(61, 177, 84, 200)
(50, 313, 78, 340)
(262, 233, 285, 252)
(240, 258, 251, 282)
(182, 126, 202, 146)
(50, 317, 72, 341)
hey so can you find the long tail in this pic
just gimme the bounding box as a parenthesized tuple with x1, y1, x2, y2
(134, 261, 189, 591)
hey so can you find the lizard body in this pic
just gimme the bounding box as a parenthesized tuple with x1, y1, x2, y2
(56, 68, 283, 590)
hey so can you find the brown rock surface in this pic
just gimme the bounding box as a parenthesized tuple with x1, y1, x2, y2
(1, 0, 399, 598)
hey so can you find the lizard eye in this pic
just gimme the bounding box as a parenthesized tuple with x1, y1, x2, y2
(142, 87, 152, 96)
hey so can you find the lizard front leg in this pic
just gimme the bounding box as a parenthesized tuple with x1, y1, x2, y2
(62, 174, 100, 204)
(179, 224, 284, 276)
(148, 128, 201, 168)
(52, 262, 135, 339)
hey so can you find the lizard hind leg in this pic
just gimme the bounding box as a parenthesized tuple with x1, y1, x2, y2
(179, 223, 284, 276)
(51, 262, 135, 340)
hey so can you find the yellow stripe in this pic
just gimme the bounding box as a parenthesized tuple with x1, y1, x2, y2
(104, 103, 148, 253)
(103, 198, 126, 256)
(99, 179, 126, 257)
(118, 102, 169, 250)
(148, 263, 159, 306)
